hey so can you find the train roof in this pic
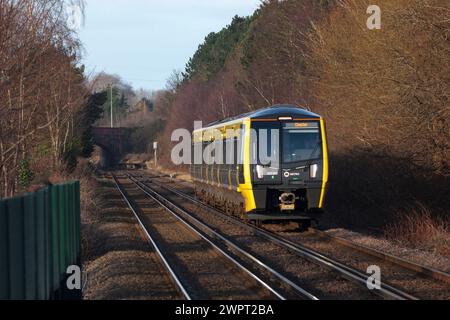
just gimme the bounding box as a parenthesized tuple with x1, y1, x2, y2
(205, 104, 321, 128)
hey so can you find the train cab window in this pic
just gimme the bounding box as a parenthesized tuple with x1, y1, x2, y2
(282, 122, 322, 164)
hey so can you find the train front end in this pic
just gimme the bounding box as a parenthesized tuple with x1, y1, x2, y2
(242, 107, 329, 222)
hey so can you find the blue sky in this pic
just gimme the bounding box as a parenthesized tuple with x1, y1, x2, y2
(79, 0, 261, 91)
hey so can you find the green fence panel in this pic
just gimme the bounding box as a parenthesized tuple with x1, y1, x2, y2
(0, 181, 81, 300)
(50, 185, 60, 292)
(7, 197, 25, 300)
(58, 184, 66, 278)
(73, 182, 79, 264)
(0, 200, 8, 299)
(65, 184, 71, 267)
(35, 189, 47, 300)
(75, 182, 81, 263)
(68, 184, 74, 266)
(43, 188, 51, 299)
(73, 184, 78, 265)
(23, 194, 37, 300)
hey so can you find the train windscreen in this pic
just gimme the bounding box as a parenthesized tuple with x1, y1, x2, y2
(282, 122, 322, 164)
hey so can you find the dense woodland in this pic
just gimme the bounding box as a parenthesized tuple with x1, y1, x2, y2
(0, 0, 105, 198)
(0, 0, 161, 198)
(153, 0, 449, 248)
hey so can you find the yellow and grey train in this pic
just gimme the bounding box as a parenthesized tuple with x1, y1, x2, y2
(191, 105, 329, 225)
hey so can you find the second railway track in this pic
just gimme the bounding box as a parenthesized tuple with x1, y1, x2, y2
(134, 170, 450, 300)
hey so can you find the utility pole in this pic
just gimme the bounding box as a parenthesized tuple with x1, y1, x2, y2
(110, 84, 114, 128)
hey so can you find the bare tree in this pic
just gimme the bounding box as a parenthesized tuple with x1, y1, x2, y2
(0, 0, 87, 197)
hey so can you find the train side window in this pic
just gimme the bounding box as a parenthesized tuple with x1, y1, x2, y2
(211, 141, 216, 163)
(225, 138, 234, 165)
(203, 141, 209, 165)
(234, 138, 239, 167)
(239, 125, 245, 165)
(215, 139, 223, 165)
(192, 142, 201, 165)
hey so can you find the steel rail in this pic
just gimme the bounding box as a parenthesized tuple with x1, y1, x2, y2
(112, 174, 192, 300)
(310, 229, 450, 285)
(135, 173, 421, 300)
(127, 174, 319, 300)
(148, 173, 450, 286)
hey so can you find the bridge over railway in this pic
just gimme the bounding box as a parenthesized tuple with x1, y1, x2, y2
(92, 127, 131, 168)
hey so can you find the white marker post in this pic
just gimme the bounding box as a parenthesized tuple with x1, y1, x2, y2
(153, 142, 158, 169)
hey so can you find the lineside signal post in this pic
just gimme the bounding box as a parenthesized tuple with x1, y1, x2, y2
(154, 142, 158, 169)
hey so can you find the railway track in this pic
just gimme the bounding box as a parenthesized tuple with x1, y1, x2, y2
(135, 171, 450, 300)
(126, 171, 424, 300)
(309, 229, 450, 285)
(112, 173, 316, 300)
(112, 174, 190, 300)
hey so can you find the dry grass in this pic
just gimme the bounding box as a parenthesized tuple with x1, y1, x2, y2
(72, 160, 106, 263)
(79, 177, 102, 222)
(384, 203, 450, 257)
(45, 159, 103, 224)
(28, 158, 104, 264)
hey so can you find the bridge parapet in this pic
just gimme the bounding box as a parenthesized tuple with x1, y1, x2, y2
(92, 127, 131, 168)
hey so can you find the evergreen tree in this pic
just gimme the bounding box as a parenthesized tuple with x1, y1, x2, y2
(183, 15, 254, 81)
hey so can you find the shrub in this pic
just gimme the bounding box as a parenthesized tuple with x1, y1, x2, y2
(384, 202, 450, 256)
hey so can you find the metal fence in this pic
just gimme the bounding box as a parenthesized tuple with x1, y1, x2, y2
(0, 181, 81, 300)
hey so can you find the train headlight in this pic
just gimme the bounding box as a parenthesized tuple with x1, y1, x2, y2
(310, 164, 318, 179)
(256, 165, 264, 179)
